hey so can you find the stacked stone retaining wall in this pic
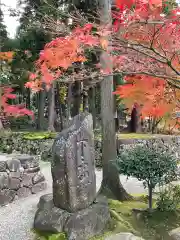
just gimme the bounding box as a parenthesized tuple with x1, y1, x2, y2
(0, 154, 47, 206)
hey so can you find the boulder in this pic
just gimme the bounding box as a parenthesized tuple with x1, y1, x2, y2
(31, 182, 47, 194)
(9, 172, 21, 179)
(18, 155, 38, 169)
(25, 166, 40, 174)
(32, 172, 45, 184)
(34, 206, 71, 233)
(0, 189, 16, 206)
(7, 159, 21, 172)
(0, 160, 6, 172)
(21, 173, 33, 187)
(37, 193, 54, 210)
(17, 187, 31, 198)
(8, 177, 21, 190)
(0, 172, 9, 189)
(169, 228, 180, 240)
(64, 196, 110, 240)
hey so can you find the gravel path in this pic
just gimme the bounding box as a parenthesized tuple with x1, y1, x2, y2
(0, 161, 145, 240)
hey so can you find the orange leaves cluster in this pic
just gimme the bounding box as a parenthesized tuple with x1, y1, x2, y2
(1, 87, 34, 118)
(26, 36, 89, 91)
(114, 75, 176, 119)
(0, 52, 14, 62)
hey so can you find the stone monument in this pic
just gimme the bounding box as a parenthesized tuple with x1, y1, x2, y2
(34, 113, 110, 240)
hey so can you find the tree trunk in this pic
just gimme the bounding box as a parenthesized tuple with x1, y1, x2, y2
(83, 90, 89, 112)
(71, 81, 81, 117)
(89, 87, 96, 129)
(37, 89, 46, 130)
(26, 88, 31, 109)
(98, 0, 131, 201)
(148, 184, 153, 211)
(55, 82, 63, 131)
(48, 84, 55, 132)
(130, 105, 141, 133)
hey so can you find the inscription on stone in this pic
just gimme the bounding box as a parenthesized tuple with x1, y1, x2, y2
(52, 113, 96, 212)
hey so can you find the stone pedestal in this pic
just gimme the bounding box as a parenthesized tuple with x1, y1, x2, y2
(34, 194, 110, 240)
(34, 113, 110, 240)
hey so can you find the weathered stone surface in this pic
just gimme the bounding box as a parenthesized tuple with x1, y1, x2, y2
(0, 189, 16, 206)
(34, 206, 71, 233)
(9, 172, 21, 179)
(52, 113, 96, 212)
(0, 172, 8, 189)
(32, 172, 45, 184)
(25, 166, 40, 173)
(17, 187, 31, 198)
(18, 155, 38, 169)
(21, 173, 33, 187)
(7, 159, 21, 172)
(0, 161, 6, 172)
(31, 182, 47, 194)
(37, 194, 54, 210)
(64, 196, 110, 240)
(105, 233, 144, 240)
(8, 177, 20, 190)
(169, 228, 180, 240)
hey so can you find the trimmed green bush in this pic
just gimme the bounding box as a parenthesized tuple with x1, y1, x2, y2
(116, 144, 178, 210)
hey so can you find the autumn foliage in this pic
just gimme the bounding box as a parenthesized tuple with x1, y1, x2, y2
(0, 51, 33, 119)
(0, 87, 34, 118)
(11, 0, 180, 127)
(114, 75, 176, 117)
(0, 52, 14, 62)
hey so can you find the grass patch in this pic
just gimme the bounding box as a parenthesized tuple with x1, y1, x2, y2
(108, 198, 180, 240)
(117, 133, 153, 139)
(94, 133, 154, 141)
(23, 132, 57, 140)
(34, 195, 180, 240)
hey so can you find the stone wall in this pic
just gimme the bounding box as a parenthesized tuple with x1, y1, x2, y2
(1, 132, 180, 167)
(0, 154, 47, 206)
(95, 135, 180, 167)
(0, 132, 53, 161)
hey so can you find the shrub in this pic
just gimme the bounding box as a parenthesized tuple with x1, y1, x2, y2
(156, 184, 180, 212)
(116, 143, 178, 210)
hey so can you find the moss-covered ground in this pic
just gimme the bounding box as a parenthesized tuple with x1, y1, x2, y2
(34, 195, 180, 240)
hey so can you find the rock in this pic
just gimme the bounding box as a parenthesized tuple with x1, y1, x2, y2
(7, 159, 21, 172)
(18, 155, 38, 169)
(31, 182, 47, 194)
(8, 177, 20, 190)
(52, 113, 96, 212)
(17, 187, 31, 198)
(25, 166, 40, 173)
(64, 196, 110, 240)
(0, 189, 16, 206)
(105, 233, 144, 240)
(34, 206, 71, 233)
(169, 228, 180, 239)
(21, 173, 33, 187)
(32, 172, 45, 184)
(37, 194, 54, 210)
(0, 161, 6, 172)
(0, 172, 9, 189)
(9, 172, 21, 179)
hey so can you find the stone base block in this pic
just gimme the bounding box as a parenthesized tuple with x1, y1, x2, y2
(34, 194, 110, 240)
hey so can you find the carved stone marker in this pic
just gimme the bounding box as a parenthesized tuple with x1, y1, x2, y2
(34, 113, 110, 240)
(51, 113, 96, 212)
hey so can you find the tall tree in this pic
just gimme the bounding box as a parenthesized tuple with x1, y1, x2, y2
(0, 6, 8, 51)
(98, 0, 131, 200)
